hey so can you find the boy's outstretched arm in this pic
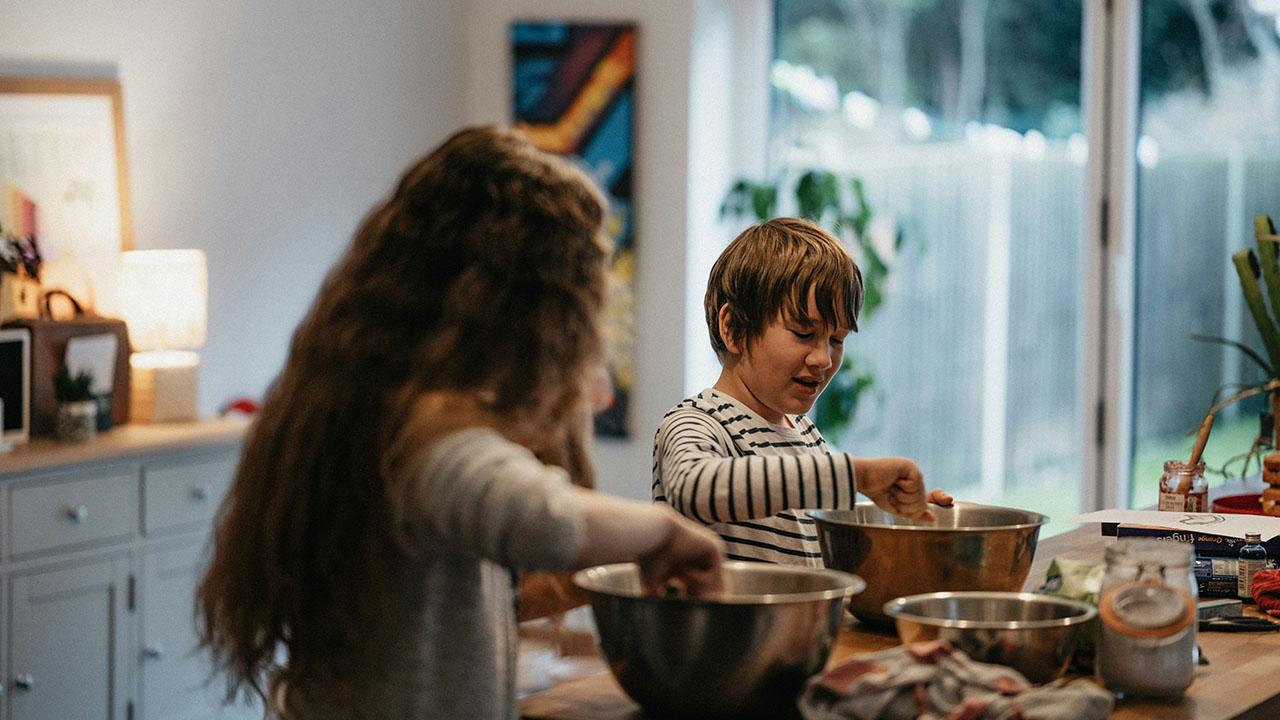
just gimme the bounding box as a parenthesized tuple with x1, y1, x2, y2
(655, 411, 859, 523)
(852, 457, 939, 521)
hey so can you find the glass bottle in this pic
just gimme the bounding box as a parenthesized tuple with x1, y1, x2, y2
(1158, 460, 1207, 512)
(1238, 532, 1268, 600)
(1096, 539, 1198, 699)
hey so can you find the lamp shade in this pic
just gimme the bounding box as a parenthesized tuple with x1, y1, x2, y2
(119, 250, 207, 352)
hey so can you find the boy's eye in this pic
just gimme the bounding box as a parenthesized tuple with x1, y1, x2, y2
(791, 330, 814, 340)
(831, 336, 845, 346)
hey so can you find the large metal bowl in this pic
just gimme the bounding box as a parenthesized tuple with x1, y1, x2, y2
(884, 591, 1097, 683)
(572, 561, 865, 719)
(808, 502, 1046, 628)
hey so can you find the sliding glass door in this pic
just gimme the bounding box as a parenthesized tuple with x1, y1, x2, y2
(765, 0, 1280, 528)
(1130, 1, 1280, 507)
(770, 0, 1088, 533)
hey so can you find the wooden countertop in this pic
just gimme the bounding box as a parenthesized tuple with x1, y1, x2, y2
(520, 489, 1280, 720)
(0, 417, 251, 475)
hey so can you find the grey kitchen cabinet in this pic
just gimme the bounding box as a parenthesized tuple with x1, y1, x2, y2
(0, 419, 258, 720)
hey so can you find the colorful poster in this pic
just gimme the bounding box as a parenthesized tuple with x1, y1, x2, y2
(512, 22, 636, 438)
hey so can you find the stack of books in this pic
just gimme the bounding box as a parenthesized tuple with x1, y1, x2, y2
(1071, 509, 1280, 598)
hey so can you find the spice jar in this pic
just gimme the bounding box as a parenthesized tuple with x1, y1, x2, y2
(1096, 539, 1198, 698)
(1158, 460, 1207, 512)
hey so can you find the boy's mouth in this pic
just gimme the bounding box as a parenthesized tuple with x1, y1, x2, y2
(793, 377, 821, 392)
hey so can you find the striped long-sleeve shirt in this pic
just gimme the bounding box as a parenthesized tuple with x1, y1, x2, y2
(651, 388, 857, 566)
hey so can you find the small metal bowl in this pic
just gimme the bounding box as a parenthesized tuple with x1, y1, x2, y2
(884, 591, 1097, 683)
(573, 561, 865, 719)
(809, 502, 1047, 628)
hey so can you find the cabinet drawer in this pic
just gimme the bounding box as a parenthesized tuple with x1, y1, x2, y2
(143, 454, 236, 534)
(10, 469, 140, 556)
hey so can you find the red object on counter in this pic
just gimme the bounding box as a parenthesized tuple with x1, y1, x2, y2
(1252, 569, 1280, 618)
(1212, 493, 1268, 516)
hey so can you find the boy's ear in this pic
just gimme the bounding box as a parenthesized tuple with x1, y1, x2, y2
(718, 304, 743, 355)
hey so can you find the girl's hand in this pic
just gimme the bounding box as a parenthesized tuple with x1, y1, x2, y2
(637, 508, 725, 598)
(855, 457, 935, 521)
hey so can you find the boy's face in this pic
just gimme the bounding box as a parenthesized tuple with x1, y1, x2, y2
(714, 292, 850, 426)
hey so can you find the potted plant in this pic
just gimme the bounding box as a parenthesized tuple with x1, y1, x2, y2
(1194, 213, 1280, 479)
(721, 169, 913, 438)
(53, 366, 96, 443)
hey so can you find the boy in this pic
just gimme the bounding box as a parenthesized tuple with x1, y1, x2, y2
(652, 217, 950, 566)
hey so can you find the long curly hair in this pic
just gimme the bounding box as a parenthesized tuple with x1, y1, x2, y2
(196, 125, 609, 710)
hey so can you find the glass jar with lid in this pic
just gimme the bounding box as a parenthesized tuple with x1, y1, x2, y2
(1096, 539, 1198, 698)
(1158, 460, 1207, 512)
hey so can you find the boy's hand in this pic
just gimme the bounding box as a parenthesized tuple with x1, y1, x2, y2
(855, 457, 935, 521)
(927, 488, 954, 506)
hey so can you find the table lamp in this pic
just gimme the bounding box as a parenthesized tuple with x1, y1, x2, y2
(118, 249, 207, 422)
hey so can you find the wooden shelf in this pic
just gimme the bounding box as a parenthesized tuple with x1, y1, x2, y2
(0, 417, 251, 475)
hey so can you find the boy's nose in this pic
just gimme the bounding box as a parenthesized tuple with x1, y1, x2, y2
(807, 345, 834, 370)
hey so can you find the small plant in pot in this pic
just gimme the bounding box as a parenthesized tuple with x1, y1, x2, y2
(53, 366, 97, 443)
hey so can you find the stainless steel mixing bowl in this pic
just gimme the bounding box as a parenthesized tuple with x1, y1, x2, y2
(808, 502, 1047, 628)
(572, 561, 865, 719)
(884, 591, 1097, 682)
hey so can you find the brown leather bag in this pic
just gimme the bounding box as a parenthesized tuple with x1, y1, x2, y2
(2, 291, 131, 435)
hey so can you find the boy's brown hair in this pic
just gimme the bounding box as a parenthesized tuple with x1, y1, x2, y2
(705, 217, 863, 360)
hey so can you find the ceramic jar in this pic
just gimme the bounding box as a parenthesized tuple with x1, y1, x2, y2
(1096, 539, 1197, 699)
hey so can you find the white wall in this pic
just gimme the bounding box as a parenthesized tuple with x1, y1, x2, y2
(3, 0, 768, 502)
(1, 0, 466, 416)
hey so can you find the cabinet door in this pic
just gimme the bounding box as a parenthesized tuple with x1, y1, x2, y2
(140, 542, 258, 720)
(9, 555, 131, 720)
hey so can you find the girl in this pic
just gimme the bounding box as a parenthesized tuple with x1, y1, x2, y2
(197, 126, 724, 720)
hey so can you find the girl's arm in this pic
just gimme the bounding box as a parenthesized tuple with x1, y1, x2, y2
(573, 489, 724, 596)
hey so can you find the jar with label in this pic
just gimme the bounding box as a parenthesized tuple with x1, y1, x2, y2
(1238, 532, 1268, 600)
(1158, 460, 1207, 512)
(1096, 539, 1198, 699)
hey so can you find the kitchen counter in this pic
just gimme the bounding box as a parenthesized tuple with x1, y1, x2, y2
(520, 486, 1280, 720)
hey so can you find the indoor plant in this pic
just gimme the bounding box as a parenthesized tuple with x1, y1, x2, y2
(53, 366, 97, 443)
(1194, 213, 1280, 478)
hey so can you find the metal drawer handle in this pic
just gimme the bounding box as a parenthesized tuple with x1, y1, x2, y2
(65, 505, 89, 523)
(14, 673, 33, 691)
(191, 485, 210, 502)
(144, 643, 165, 660)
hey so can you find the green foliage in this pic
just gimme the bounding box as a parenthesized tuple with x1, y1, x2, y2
(1201, 214, 1280, 381)
(53, 366, 94, 403)
(720, 169, 915, 438)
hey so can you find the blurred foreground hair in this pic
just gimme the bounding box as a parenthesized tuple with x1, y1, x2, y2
(197, 125, 610, 711)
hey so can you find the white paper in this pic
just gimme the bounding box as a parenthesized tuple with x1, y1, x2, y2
(1069, 508, 1280, 542)
(64, 333, 117, 394)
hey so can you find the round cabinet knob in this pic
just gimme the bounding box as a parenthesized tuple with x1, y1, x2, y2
(65, 505, 89, 523)
(14, 674, 33, 691)
(144, 643, 165, 660)
(191, 485, 210, 502)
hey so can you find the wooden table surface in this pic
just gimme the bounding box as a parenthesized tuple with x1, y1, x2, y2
(520, 486, 1280, 720)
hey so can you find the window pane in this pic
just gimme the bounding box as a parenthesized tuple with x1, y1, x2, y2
(771, 1, 1086, 535)
(1131, 1, 1280, 508)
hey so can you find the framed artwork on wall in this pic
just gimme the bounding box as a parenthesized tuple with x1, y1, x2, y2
(0, 76, 133, 315)
(511, 21, 637, 438)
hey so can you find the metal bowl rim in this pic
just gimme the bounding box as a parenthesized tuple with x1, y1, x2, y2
(572, 560, 866, 605)
(883, 591, 1098, 630)
(807, 501, 1048, 532)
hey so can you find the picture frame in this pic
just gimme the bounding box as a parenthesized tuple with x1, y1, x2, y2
(0, 76, 133, 312)
(0, 326, 30, 444)
(511, 21, 637, 438)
